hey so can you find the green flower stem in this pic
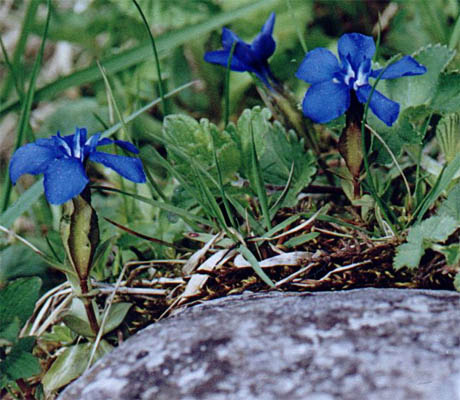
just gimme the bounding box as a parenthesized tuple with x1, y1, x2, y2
(60, 186, 100, 336)
(339, 91, 364, 199)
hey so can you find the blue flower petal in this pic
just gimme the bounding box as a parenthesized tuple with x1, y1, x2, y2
(204, 50, 248, 72)
(261, 12, 276, 36)
(9, 143, 59, 184)
(302, 81, 350, 123)
(89, 151, 146, 183)
(338, 33, 375, 71)
(222, 27, 242, 49)
(251, 32, 275, 62)
(43, 158, 89, 204)
(296, 48, 341, 84)
(356, 84, 400, 126)
(96, 138, 140, 154)
(370, 56, 427, 80)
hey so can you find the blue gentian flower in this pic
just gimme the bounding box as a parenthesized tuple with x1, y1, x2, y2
(9, 127, 146, 205)
(296, 33, 427, 126)
(204, 12, 276, 87)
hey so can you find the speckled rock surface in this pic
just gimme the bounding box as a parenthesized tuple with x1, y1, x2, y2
(59, 288, 460, 400)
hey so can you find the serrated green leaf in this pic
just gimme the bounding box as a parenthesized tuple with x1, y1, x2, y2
(369, 45, 455, 163)
(0, 277, 42, 327)
(236, 107, 273, 178)
(383, 44, 455, 110)
(235, 107, 316, 207)
(163, 114, 240, 184)
(42, 340, 113, 394)
(393, 235, 425, 270)
(394, 215, 458, 270)
(431, 73, 460, 113)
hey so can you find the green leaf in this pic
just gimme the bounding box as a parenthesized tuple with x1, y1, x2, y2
(415, 153, 460, 222)
(62, 314, 94, 338)
(236, 107, 273, 178)
(1, 340, 41, 381)
(238, 245, 275, 288)
(394, 215, 458, 270)
(431, 73, 460, 113)
(62, 298, 98, 338)
(454, 272, 460, 292)
(383, 44, 455, 110)
(285, 232, 320, 248)
(0, 319, 21, 344)
(40, 325, 76, 345)
(432, 243, 460, 266)
(0, 277, 42, 327)
(0, 244, 49, 285)
(436, 112, 460, 163)
(235, 107, 316, 206)
(369, 44, 455, 163)
(163, 114, 241, 184)
(0, 179, 44, 229)
(438, 182, 460, 223)
(102, 302, 132, 335)
(42, 340, 113, 394)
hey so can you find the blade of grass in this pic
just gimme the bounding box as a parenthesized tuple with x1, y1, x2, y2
(190, 164, 229, 232)
(96, 61, 132, 221)
(269, 162, 295, 217)
(0, 0, 51, 212)
(261, 214, 301, 239)
(414, 153, 460, 223)
(0, 0, 279, 117)
(132, 0, 168, 115)
(413, 114, 433, 210)
(0, 0, 40, 101)
(100, 81, 195, 140)
(449, 11, 460, 49)
(249, 121, 271, 231)
(0, 224, 74, 276)
(0, 178, 44, 229)
(0, 35, 24, 101)
(287, 0, 307, 53)
(210, 130, 237, 229)
(238, 245, 275, 288)
(93, 186, 215, 229)
(365, 123, 411, 208)
(224, 42, 236, 127)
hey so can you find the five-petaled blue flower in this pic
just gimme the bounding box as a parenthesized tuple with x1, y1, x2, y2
(296, 33, 427, 126)
(204, 12, 276, 87)
(9, 127, 146, 205)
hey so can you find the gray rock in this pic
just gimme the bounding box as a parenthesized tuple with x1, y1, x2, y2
(59, 288, 460, 400)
